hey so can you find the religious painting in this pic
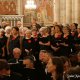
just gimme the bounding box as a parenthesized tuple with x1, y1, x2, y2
(36, 0, 53, 23)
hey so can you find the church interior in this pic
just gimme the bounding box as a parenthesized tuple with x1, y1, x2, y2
(0, 0, 80, 80)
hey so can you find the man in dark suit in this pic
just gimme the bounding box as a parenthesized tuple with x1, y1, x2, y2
(8, 48, 23, 74)
(22, 56, 40, 80)
(8, 48, 22, 63)
(0, 59, 23, 80)
(38, 50, 53, 80)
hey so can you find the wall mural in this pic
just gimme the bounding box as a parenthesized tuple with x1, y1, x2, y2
(23, 0, 53, 24)
(46, 0, 53, 21)
(23, 0, 37, 25)
(36, 0, 53, 23)
(0, 0, 17, 15)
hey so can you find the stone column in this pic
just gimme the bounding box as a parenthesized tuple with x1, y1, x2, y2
(78, 0, 80, 24)
(74, 0, 80, 24)
(53, 0, 60, 23)
(60, 0, 66, 24)
(20, 0, 23, 15)
(17, 0, 22, 15)
(72, 0, 75, 23)
(66, 0, 72, 24)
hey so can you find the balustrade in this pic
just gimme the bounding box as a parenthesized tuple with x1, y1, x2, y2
(0, 15, 24, 27)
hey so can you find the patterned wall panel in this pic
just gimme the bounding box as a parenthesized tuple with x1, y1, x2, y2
(0, 0, 17, 15)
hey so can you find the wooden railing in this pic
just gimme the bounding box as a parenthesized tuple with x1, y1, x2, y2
(0, 15, 24, 27)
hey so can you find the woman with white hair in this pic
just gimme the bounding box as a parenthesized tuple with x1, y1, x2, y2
(39, 27, 51, 51)
(5, 26, 12, 38)
(19, 27, 28, 37)
(22, 29, 34, 57)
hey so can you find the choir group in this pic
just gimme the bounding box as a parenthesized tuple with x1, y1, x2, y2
(0, 19, 80, 80)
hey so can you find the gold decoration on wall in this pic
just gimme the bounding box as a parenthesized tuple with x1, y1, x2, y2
(0, 0, 17, 15)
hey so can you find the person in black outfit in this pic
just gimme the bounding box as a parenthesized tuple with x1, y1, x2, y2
(0, 28, 7, 58)
(32, 28, 40, 60)
(0, 59, 23, 80)
(7, 27, 22, 58)
(70, 23, 78, 33)
(50, 25, 63, 56)
(39, 27, 51, 51)
(22, 56, 39, 80)
(8, 48, 23, 73)
(38, 50, 53, 80)
(22, 29, 34, 57)
(60, 26, 74, 56)
(70, 23, 78, 53)
(8, 48, 22, 63)
(30, 18, 41, 31)
(74, 25, 80, 52)
(0, 42, 4, 58)
(46, 57, 64, 80)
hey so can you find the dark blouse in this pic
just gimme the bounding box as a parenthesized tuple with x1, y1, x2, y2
(39, 35, 51, 50)
(0, 36, 7, 54)
(8, 35, 20, 54)
(51, 34, 63, 48)
(74, 34, 80, 44)
(22, 37, 34, 53)
(61, 34, 74, 56)
(32, 37, 40, 52)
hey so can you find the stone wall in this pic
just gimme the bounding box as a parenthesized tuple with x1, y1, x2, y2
(53, 0, 80, 24)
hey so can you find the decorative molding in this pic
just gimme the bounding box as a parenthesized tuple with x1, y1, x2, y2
(0, 15, 24, 27)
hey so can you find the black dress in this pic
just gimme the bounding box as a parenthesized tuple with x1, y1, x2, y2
(0, 36, 7, 58)
(39, 35, 51, 51)
(32, 37, 40, 60)
(32, 37, 39, 52)
(50, 34, 63, 56)
(22, 37, 34, 57)
(0, 42, 3, 56)
(60, 34, 73, 56)
(74, 34, 80, 52)
(8, 35, 20, 56)
(50, 35, 59, 56)
(71, 31, 78, 53)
